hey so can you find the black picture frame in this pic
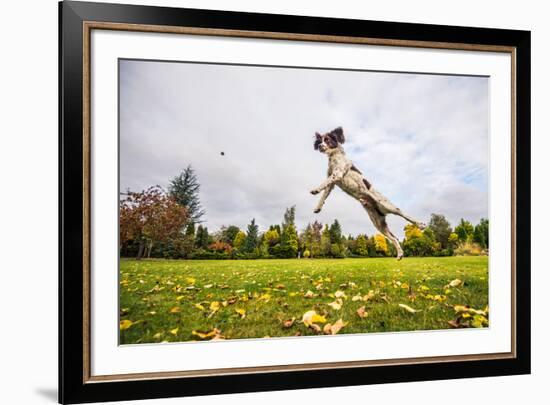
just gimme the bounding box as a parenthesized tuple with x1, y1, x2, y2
(59, 1, 531, 403)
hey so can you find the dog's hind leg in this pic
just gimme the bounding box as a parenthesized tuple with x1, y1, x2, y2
(364, 206, 404, 260)
(390, 208, 426, 230)
(364, 190, 426, 230)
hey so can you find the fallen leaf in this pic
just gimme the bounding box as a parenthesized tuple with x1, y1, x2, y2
(186, 277, 196, 284)
(170, 327, 178, 335)
(351, 294, 363, 302)
(194, 303, 205, 311)
(192, 328, 223, 340)
(235, 308, 246, 318)
(327, 299, 343, 310)
(210, 301, 220, 311)
(334, 290, 347, 299)
(356, 306, 368, 318)
(204, 284, 213, 289)
(119, 320, 133, 330)
(399, 303, 421, 313)
(282, 318, 295, 328)
(304, 290, 315, 298)
(169, 306, 181, 313)
(153, 332, 163, 339)
(448, 279, 463, 288)
(302, 310, 327, 327)
(310, 324, 322, 333)
(323, 319, 347, 335)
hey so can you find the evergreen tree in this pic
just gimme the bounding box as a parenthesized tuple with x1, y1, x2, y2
(329, 219, 343, 244)
(244, 218, 259, 253)
(168, 165, 205, 224)
(195, 225, 209, 249)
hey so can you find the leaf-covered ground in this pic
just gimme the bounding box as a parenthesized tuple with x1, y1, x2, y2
(119, 257, 488, 344)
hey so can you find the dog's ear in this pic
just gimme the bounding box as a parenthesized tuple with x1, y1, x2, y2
(332, 127, 345, 144)
(314, 132, 322, 150)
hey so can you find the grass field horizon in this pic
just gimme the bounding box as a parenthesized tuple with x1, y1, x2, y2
(119, 256, 489, 344)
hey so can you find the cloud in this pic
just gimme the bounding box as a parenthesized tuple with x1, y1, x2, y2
(120, 60, 488, 238)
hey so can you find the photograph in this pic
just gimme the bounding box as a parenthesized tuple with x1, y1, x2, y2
(118, 59, 490, 344)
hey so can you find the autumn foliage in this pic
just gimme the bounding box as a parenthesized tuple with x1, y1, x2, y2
(120, 186, 187, 259)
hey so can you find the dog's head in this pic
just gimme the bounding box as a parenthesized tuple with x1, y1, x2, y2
(314, 127, 345, 153)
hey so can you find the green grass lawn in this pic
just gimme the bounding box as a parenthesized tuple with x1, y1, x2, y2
(119, 256, 488, 344)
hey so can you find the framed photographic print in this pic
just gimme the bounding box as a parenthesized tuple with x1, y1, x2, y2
(59, 0, 531, 403)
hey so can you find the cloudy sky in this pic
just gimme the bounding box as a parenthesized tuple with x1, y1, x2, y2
(119, 59, 488, 238)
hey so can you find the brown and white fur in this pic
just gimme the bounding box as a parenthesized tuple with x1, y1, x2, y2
(311, 127, 425, 260)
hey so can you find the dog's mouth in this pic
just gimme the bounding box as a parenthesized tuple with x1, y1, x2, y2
(318, 144, 327, 152)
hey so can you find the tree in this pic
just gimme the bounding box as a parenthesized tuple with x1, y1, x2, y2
(355, 234, 369, 256)
(448, 232, 459, 253)
(276, 207, 298, 258)
(428, 213, 452, 249)
(244, 218, 259, 253)
(221, 225, 240, 246)
(373, 234, 389, 256)
(263, 228, 280, 256)
(320, 225, 332, 257)
(473, 218, 489, 249)
(119, 186, 187, 259)
(455, 218, 474, 242)
(168, 165, 205, 224)
(404, 224, 422, 240)
(310, 221, 323, 258)
(208, 241, 233, 254)
(233, 231, 246, 252)
(195, 225, 210, 249)
(329, 220, 343, 244)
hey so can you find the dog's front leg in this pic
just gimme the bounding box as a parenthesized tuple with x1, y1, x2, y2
(313, 184, 334, 213)
(310, 163, 350, 195)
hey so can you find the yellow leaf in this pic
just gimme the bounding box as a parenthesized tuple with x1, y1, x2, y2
(204, 284, 213, 289)
(351, 294, 363, 302)
(153, 332, 163, 339)
(399, 303, 421, 313)
(304, 290, 315, 298)
(186, 277, 196, 284)
(302, 310, 327, 327)
(119, 320, 133, 330)
(210, 301, 220, 311)
(192, 328, 223, 340)
(194, 303, 205, 311)
(401, 283, 409, 290)
(259, 293, 271, 302)
(235, 308, 246, 318)
(176, 295, 185, 301)
(170, 328, 179, 335)
(170, 306, 181, 313)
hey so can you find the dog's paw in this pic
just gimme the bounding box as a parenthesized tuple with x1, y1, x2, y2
(310, 189, 320, 195)
(313, 208, 321, 214)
